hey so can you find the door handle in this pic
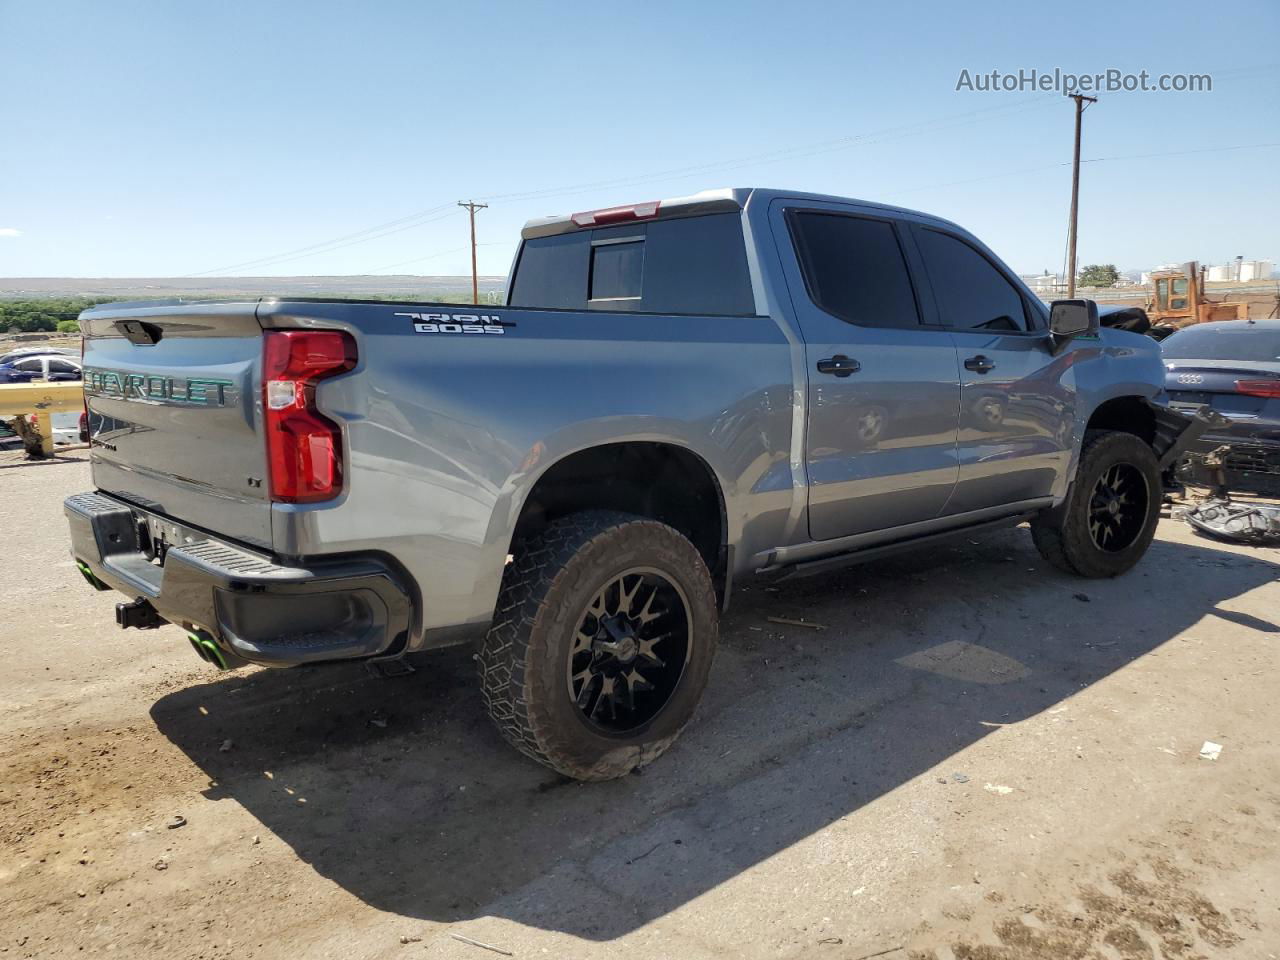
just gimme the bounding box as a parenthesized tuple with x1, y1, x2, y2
(816, 355, 860, 378)
(964, 355, 996, 374)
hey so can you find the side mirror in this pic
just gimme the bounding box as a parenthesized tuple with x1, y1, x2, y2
(1048, 298, 1099, 352)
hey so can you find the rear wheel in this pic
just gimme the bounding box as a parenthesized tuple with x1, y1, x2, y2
(478, 510, 718, 780)
(1030, 430, 1162, 578)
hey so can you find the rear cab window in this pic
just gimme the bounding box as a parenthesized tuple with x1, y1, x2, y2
(508, 212, 756, 316)
(589, 237, 645, 304)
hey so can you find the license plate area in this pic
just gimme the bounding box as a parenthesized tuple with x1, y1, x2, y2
(129, 508, 206, 567)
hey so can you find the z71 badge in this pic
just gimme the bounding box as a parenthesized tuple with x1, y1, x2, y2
(395, 311, 510, 335)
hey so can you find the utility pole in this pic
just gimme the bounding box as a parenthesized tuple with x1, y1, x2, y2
(458, 201, 488, 304)
(1066, 93, 1097, 298)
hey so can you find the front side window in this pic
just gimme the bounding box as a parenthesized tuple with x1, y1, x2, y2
(787, 212, 921, 328)
(916, 229, 1028, 332)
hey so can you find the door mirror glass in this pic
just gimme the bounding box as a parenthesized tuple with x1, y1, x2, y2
(1049, 299, 1098, 338)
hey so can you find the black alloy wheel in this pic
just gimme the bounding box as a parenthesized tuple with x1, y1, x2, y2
(568, 568, 692, 734)
(1087, 462, 1150, 552)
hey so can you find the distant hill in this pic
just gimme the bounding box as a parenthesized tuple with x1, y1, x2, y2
(0, 275, 507, 301)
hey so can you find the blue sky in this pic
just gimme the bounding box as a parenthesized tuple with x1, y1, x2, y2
(1, 0, 1276, 279)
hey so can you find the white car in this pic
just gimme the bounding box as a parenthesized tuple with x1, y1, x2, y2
(1, 352, 83, 447)
(5, 354, 82, 381)
(0, 346, 77, 365)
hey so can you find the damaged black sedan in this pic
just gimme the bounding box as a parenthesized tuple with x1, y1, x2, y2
(1163, 320, 1280, 496)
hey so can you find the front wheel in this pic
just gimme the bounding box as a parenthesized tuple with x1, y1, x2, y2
(1030, 430, 1162, 578)
(478, 510, 719, 780)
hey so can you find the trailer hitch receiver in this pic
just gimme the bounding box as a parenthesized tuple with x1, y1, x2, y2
(116, 597, 166, 630)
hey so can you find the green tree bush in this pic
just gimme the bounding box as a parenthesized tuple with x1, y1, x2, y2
(1078, 264, 1120, 287)
(0, 297, 121, 333)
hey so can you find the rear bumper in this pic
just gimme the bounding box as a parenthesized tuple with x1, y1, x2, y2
(65, 491, 413, 668)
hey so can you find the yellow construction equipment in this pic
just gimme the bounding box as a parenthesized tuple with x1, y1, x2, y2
(0, 380, 84, 456)
(1146, 261, 1249, 338)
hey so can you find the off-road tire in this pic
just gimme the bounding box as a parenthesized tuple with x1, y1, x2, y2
(478, 510, 719, 780)
(1030, 429, 1162, 578)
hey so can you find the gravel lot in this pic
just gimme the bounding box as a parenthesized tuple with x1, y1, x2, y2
(2, 454, 1278, 960)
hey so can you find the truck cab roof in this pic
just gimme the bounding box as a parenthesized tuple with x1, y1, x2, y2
(520, 187, 964, 240)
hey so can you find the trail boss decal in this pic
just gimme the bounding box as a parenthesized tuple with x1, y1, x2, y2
(396, 312, 512, 335)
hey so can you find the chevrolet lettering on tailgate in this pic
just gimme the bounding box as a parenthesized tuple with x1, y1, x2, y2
(83, 368, 237, 406)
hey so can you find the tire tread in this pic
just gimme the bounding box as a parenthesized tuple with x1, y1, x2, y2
(478, 510, 714, 780)
(1030, 429, 1160, 579)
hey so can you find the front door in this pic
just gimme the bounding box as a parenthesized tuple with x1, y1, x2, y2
(774, 202, 961, 541)
(909, 225, 1076, 513)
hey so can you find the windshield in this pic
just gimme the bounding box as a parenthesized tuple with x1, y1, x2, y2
(1160, 325, 1280, 362)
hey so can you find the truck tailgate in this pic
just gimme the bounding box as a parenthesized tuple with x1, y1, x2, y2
(81, 302, 272, 549)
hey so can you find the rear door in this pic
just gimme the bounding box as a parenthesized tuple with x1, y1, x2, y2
(81, 303, 273, 549)
(772, 200, 961, 540)
(907, 224, 1075, 514)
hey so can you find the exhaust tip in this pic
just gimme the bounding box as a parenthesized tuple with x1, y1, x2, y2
(187, 632, 234, 671)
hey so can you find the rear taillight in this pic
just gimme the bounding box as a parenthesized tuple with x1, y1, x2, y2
(1235, 378, 1280, 399)
(263, 330, 356, 503)
(81, 335, 89, 442)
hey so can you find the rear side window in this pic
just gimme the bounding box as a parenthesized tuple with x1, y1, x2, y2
(916, 229, 1029, 332)
(508, 212, 755, 315)
(787, 212, 921, 328)
(508, 232, 590, 309)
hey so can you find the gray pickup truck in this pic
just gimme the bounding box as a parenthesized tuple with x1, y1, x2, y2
(66, 187, 1202, 780)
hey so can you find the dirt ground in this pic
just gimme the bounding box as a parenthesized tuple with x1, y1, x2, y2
(1, 454, 1278, 960)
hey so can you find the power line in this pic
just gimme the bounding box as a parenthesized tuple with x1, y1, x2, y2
(1081, 141, 1280, 164)
(184, 95, 1057, 277)
(888, 140, 1280, 198)
(365, 246, 469, 274)
(181, 66, 1279, 279)
(187, 203, 459, 276)
(364, 243, 501, 275)
(362, 140, 1280, 278)
(474, 95, 1060, 206)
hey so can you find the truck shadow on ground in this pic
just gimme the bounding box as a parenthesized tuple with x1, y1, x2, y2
(150, 525, 1278, 941)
